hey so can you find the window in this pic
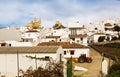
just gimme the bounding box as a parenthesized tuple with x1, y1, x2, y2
(71, 29, 77, 34)
(81, 37, 83, 41)
(59, 39, 61, 42)
(45, 56, 49, 60)
(26, 39, 28, 42)
(71, 38, 75, 41)
(28, 33, 31, 37)
(50, 40, 55, 42)
(77, 40, 79, 43)
(70, 50, 74, 55)
(9, 44, 11, 47)
(64, 51, 66, 55)
(1, 43, 6, 46)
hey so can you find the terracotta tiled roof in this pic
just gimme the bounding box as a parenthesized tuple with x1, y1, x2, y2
(69, 34, 87, 38)
(94, 33, 105, 35)
(0, 46, 59, 53)
(26, 30, 39, 32)
(37, 42, 88, 48)
(104, 23, 112, 26)
(46, 36, 60, 38)
(69, 27, 84, 29)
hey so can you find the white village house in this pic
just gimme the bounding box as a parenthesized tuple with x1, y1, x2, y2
(21, 30, 40, 42)
(38, 42, 90, 61)
(0, 46, 63, 77)
(68, 21, 88, 46)
(44, 28, 70, 42)
(45, 36, 61, 42)
(0, 28, 42, 47)
(89, 33, 106, 43)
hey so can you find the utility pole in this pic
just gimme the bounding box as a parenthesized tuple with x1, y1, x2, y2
(17, 50, 19, 77)
(35, 54, 37, 70)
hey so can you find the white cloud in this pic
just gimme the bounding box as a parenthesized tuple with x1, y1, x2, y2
(0, 0, 120, 27)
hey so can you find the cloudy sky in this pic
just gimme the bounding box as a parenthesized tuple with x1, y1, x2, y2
(0, 0, 120, 27)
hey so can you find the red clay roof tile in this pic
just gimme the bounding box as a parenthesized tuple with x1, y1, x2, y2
(37, 42, 88, 48)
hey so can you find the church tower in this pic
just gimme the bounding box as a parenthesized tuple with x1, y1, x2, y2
(27, 17, 41, 29)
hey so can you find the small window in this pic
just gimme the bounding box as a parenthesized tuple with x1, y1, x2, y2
(50, 40, 55, 42)
(26, 39, 28, 42)
(1, 43, 6, 46)
(77, 40, 79, 43)
(28, 33, 31, 37)
(9, 44, 11, 47)
(59, 39, 61, 42)
(70, 50, 74, 55)
(81, 38, 83, 41)
(71, 38, 75, 41)
(64, 51, 66, 55)
(45, 56, 49, 59)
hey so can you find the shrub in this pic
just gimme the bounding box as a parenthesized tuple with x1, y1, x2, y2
(111, 37, 118, 41)
(98, 36, 105, 42)
(22, 62, 64, 77)
(106, 64, 120, 77)
(106, 37, 110, 41)
(106, 70, 120, 77)
(118, 35, 120, 40)
(108, 64, 120, 74)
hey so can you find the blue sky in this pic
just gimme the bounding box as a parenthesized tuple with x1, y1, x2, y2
(0, 0, 120, 27)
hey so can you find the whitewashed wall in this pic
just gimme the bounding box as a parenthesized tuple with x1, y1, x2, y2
(93, 35, 105, 42)
(56, 46, 64, 62)
(22, 32, 39, 42)
(73, 37, 88, 46)
(22, 32, 39, 39)
(0, 53, 57, 77)
(45, 38, 57, 42)
(63, 48, 89, 58)
(0, 47, 63, 77)
(68, 21, 83, 28)
(6, 41, 32, 47)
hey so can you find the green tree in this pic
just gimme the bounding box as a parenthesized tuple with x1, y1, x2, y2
(106, 37, 110, 41)
(106, 70, 120, 77)
(114, 25, 120, 32)
(106, 64, 120, 77)
(98, 36, 105, 42)
(111, 36, 118, 41)
(114, 25, 120, 36)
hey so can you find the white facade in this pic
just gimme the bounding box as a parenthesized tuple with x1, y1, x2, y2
(72, 37, 88, 46)
(90, 33, 105, 43)
(45, 28, 69, 42)
(68, 21, 83, 28)
(63, 48, 89, 58)
(38, 42, 90, 60)
(5, 41, 33, 47)
(0, 53, 56, 77)
(0, 46, 63, 77)
(44, 37, 58, 42)
(21, 31, 40, 42)
(68, 21, 88, 46)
